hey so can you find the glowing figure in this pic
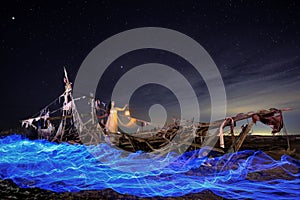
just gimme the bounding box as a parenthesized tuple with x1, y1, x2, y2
(106, 101, 127, 133)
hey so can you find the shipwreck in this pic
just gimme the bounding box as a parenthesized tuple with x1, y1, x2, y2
(21, 69, 293, 156)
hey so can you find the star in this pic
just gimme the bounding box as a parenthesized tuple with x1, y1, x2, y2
(12, 16, 15, 20)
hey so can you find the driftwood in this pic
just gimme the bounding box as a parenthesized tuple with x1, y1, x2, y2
(104, 108, 291, 154)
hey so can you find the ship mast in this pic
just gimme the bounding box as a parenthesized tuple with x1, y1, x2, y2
(52, 67, 73, 142)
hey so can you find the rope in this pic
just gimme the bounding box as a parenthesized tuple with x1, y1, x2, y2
(50, 107, 62, 114)
(31, 96, 61, 118)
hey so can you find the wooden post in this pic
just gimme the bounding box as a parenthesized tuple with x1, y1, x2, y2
(234, 121, 255, 152)
(60, 67, 72, 142)
(228, 118, 235, 149)
(90, 93, 95, 125)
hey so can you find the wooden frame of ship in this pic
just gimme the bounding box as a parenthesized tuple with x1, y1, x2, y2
(21, 69, 294, 156)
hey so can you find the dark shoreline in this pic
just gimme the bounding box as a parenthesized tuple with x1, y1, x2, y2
(0, 179, 225, 200)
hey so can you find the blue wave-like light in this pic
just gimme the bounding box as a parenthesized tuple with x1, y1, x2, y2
(0, 134, 299, 199)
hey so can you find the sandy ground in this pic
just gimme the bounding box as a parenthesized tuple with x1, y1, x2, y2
(0, 134, 299, 200)
(240, 135, 300, 160)
(0, 179, 224, 200)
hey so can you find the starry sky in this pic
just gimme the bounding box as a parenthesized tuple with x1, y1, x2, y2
(1, 1, 299, 134)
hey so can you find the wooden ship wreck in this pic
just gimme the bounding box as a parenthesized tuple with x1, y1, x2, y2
(21, 69, 293, 156)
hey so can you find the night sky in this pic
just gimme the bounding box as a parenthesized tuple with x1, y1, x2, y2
(1, 1, 299, 134)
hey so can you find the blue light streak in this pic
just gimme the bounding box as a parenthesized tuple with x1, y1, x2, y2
(0, 135, 299, 199)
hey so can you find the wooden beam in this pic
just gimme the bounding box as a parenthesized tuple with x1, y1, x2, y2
(198, 108, 291, 129)
(234, 121, 255, 152)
